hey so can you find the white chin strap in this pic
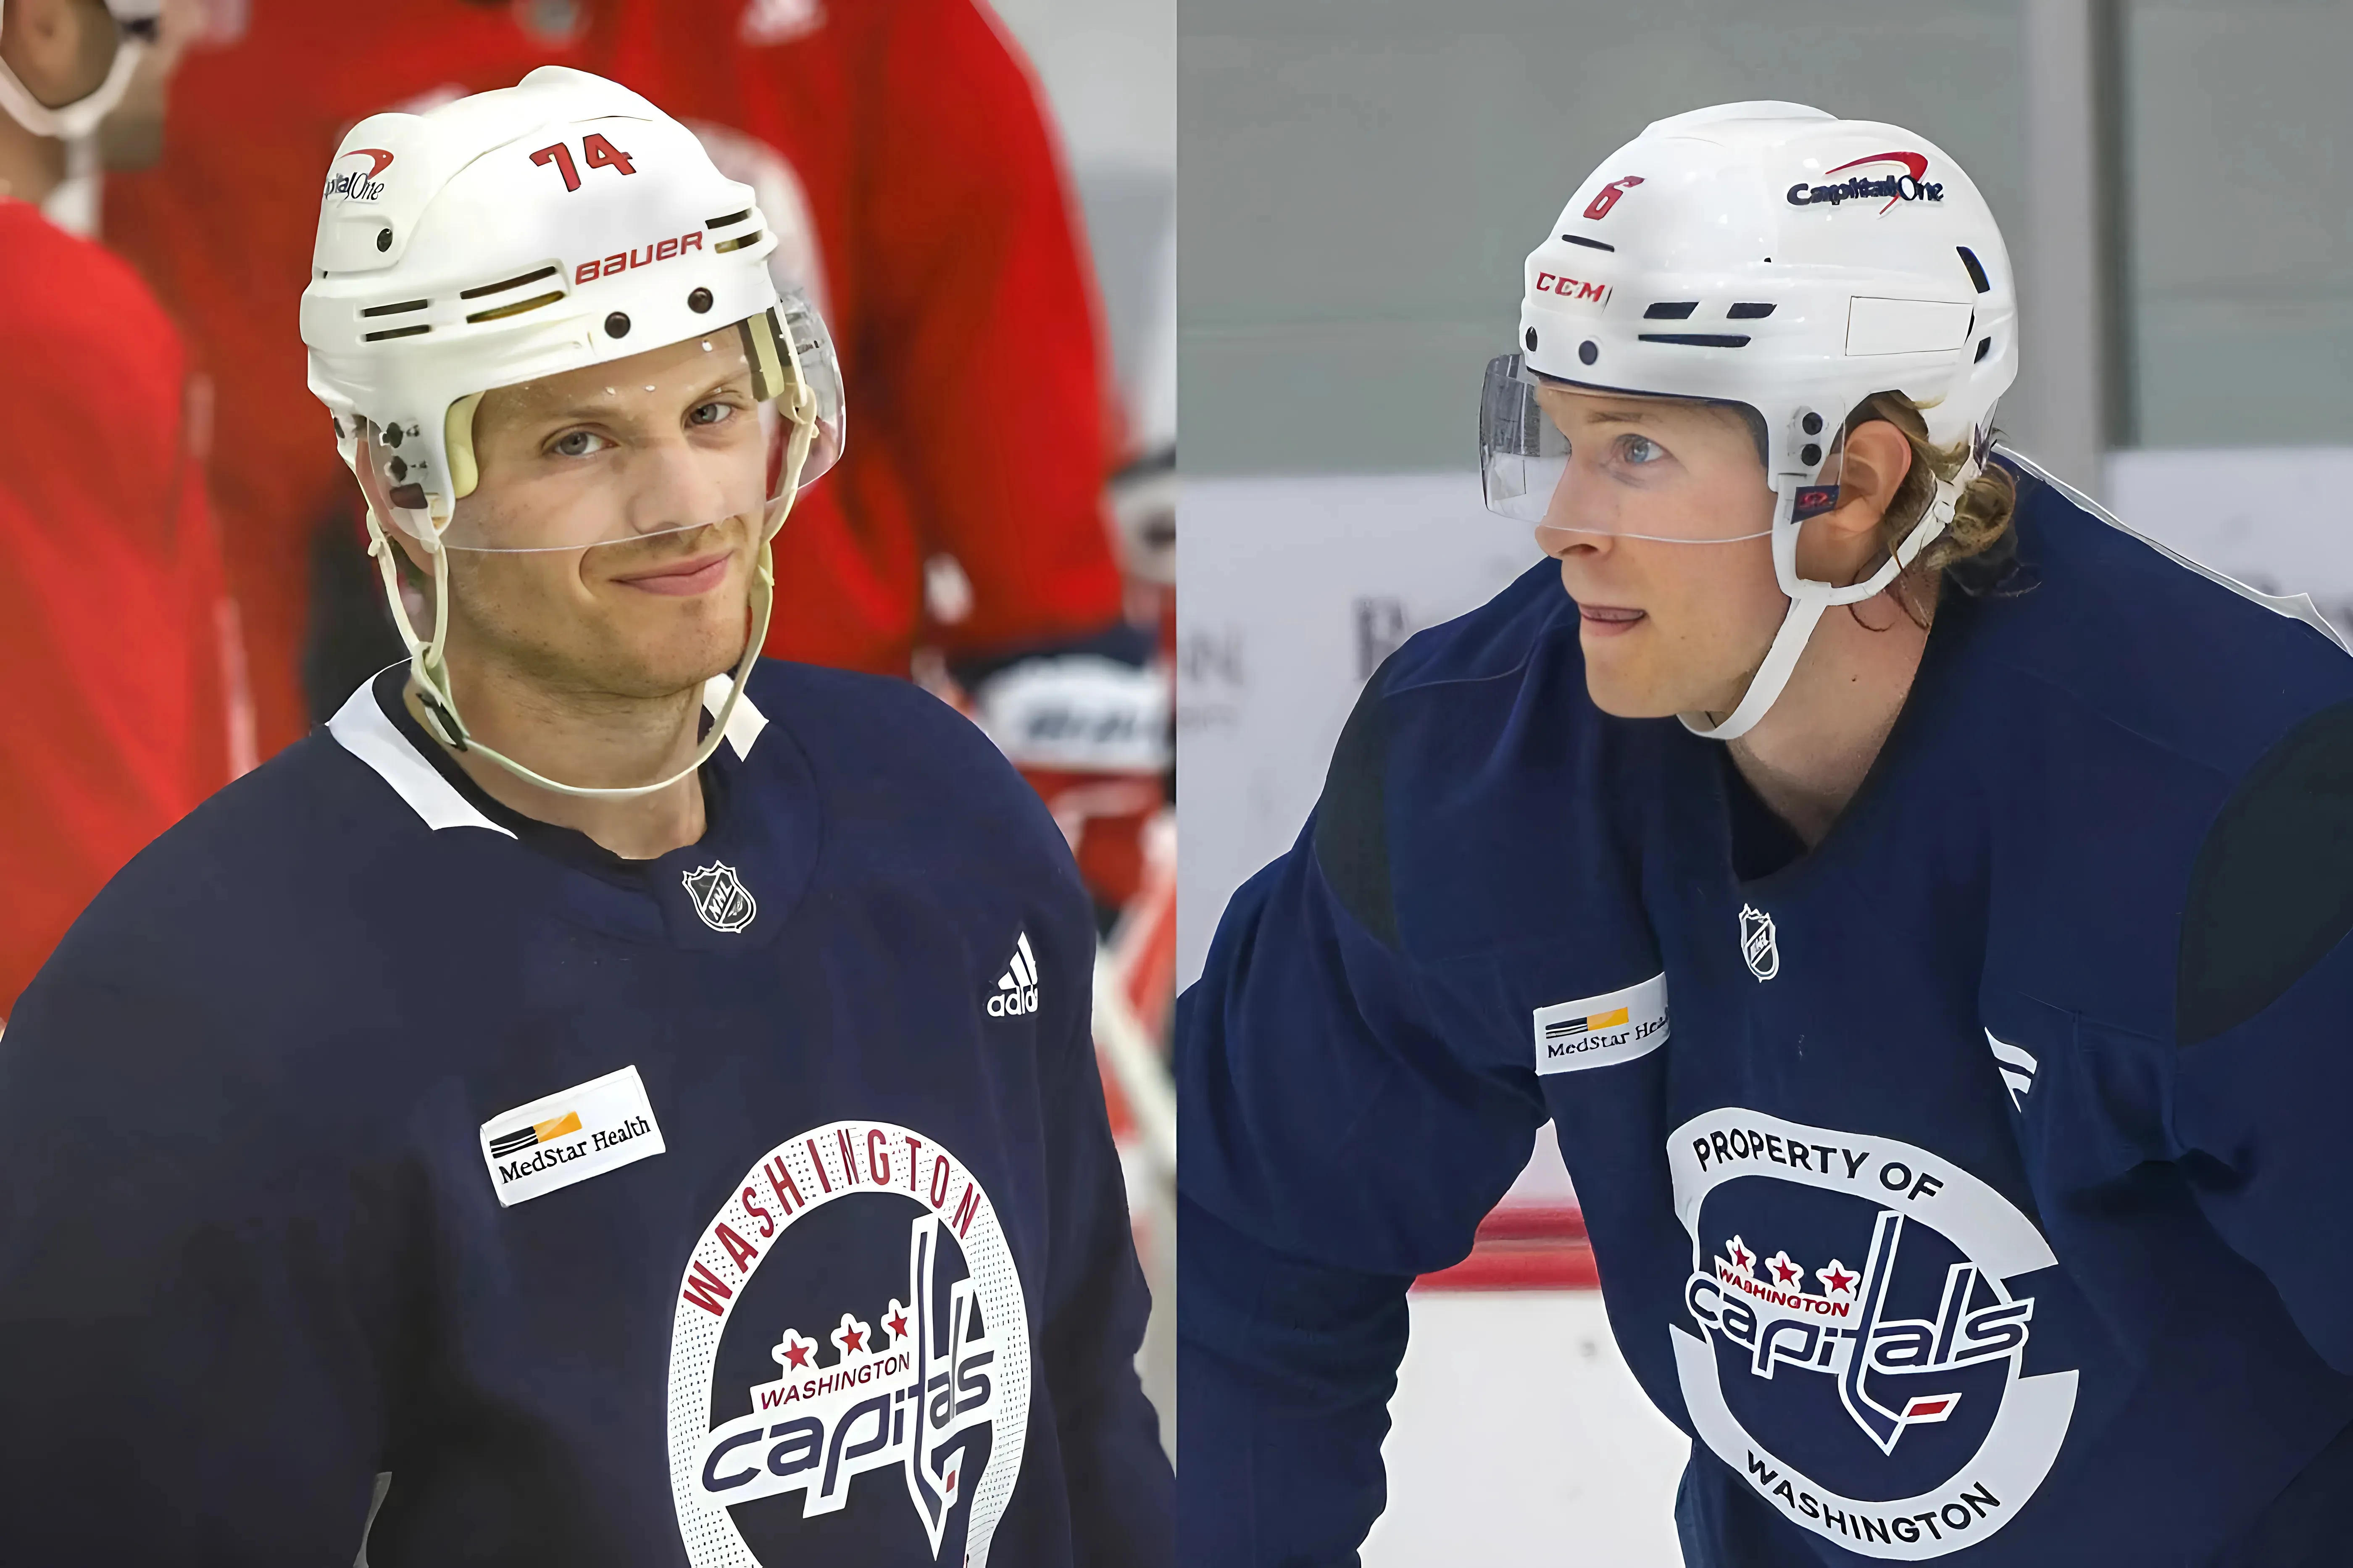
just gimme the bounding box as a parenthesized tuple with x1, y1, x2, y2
(364, 408, 816, 801)
(0, 37, 146, 143)
(1679, 465, 1968, 744)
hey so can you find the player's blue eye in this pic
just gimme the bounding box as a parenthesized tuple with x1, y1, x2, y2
(550, 430, 606, 458)
(689, 401, 733, 427)
(1620, 435, 1664, 465)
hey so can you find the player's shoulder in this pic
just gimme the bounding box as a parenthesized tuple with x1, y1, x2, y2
(23, 726, 439, 1041)
(0, 201, 178, 354)
(740, 659, 1072, 871)
(1311, 558, 1617, 953)
(1982, 454, 2353, 777)
(745, 657, 1014, 777)
(1325, 555, 1589, 802)
(1979, 456, 2353, 1044)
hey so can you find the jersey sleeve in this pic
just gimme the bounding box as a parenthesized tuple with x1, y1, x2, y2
(857, 0, 1125, 657)
(2169, 697, 2353, 1374)
(1032, 901, 1176, 1564)
(0, 957, 408, 1557)
(1175, 676, 1549, 1565)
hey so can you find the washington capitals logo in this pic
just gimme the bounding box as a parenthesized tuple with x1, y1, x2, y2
(1694, 1212, 2035, 1457)
(692, 1214, 1000, 1557)
(324, 148, 395, 203)
(1787, 151, 1945, 214)
(667, 1120, 1032, 1567)
(1669, 1110, 2077, 1558)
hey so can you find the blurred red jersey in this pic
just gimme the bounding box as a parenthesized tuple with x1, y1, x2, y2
(0, 200, 240, 1018)
(104, 0, 1125, 756)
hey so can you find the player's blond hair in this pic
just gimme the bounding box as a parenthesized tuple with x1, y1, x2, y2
(1848, 391, 2019, 580)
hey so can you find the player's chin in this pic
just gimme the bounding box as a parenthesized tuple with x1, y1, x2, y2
(595, 596, 755, 694)
(598, 631, 749, 702)
(1580, 637, 1681, 720)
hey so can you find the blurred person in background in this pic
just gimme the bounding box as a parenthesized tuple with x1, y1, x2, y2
(101, 0, 1165, 922)
(0, 0, 242, 1021)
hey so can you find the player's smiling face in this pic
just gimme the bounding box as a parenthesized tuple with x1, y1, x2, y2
(1531, 384, 1785, 719)
(440, 334, 770, 701)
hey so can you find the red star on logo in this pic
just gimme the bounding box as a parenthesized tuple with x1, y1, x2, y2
(1723, 1236, 1756, 1277)
(830, 1313, 871, 1357)
(771, 1327, 819, 1373)
(1766, 1251, 1803, 1287)
(887, 1308, 910, 1342)
(1818, 1260, 1859, 1297)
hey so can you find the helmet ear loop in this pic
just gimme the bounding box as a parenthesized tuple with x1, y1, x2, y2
(363, 504, 468, 749)
(352, 420, 469, 748)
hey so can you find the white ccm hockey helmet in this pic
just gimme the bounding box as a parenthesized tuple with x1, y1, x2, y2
(0, 0, 161, 139)
(301, 66, 845, 798)
(1480, 101, 2018, 740)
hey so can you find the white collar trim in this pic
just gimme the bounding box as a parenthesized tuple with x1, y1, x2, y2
(326, 673, 771, 835)
(326, 674, 516, 838)
(704, 674, 769, 760)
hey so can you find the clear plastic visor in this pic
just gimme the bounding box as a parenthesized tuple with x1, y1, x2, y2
(357, 297, 845, 553)
(1478, 353, 1773, 544)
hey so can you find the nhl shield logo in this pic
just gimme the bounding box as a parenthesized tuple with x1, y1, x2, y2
(683, 862, 758, 933)
(1739, 903, 1780, 981)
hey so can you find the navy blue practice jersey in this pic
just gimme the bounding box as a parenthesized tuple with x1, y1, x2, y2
(0, 660, 1170, 1567)
(1179, 456, 2353, 1566)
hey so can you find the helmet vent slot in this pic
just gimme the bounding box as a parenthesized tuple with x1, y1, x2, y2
(1560, 234, 1615, 252)
(705, 208, 755, 229)
(465, 290, 566, 324)
(459, 265, 561, 300)
(1643, 301, 1698, 320)
(714, 231, 765, 255)
(1638, 334, 1751, 349)
(1956, 247, 1992, 293)
(1975, 337, 1993, 363)
(359, 299, 429, 318)
(362, 324, 432, 342)
(1727, 303, 1776, 320)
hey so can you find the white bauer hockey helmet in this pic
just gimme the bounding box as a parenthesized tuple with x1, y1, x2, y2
(301, 66, 845, 798)
(1480, 101, 2018, 740)
(0, 0, 161, 140)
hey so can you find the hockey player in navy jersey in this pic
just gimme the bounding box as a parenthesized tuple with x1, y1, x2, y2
(0, 68, 1170, 1566)
(1180, 101, 2353, 1566)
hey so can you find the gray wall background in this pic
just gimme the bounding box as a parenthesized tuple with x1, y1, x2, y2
(1181, 0, 2353, 478)
(2125, 0, 2353, 448)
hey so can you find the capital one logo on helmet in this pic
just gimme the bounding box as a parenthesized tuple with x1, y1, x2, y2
(668, 1120, 1031, 1565)
(1669, 1110, 2077, 1559)
(1787, 151, 1945, 213)
(324, 147, 395, 203)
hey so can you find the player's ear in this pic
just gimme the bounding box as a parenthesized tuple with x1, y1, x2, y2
(1823, 419, 1916, 541)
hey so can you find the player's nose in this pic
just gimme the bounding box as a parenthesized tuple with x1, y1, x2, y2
(622, 434, 744, 538)
(1535, 457, 1618, 558)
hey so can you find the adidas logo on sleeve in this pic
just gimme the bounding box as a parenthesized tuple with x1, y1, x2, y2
(988, 932, 1041, 1017)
